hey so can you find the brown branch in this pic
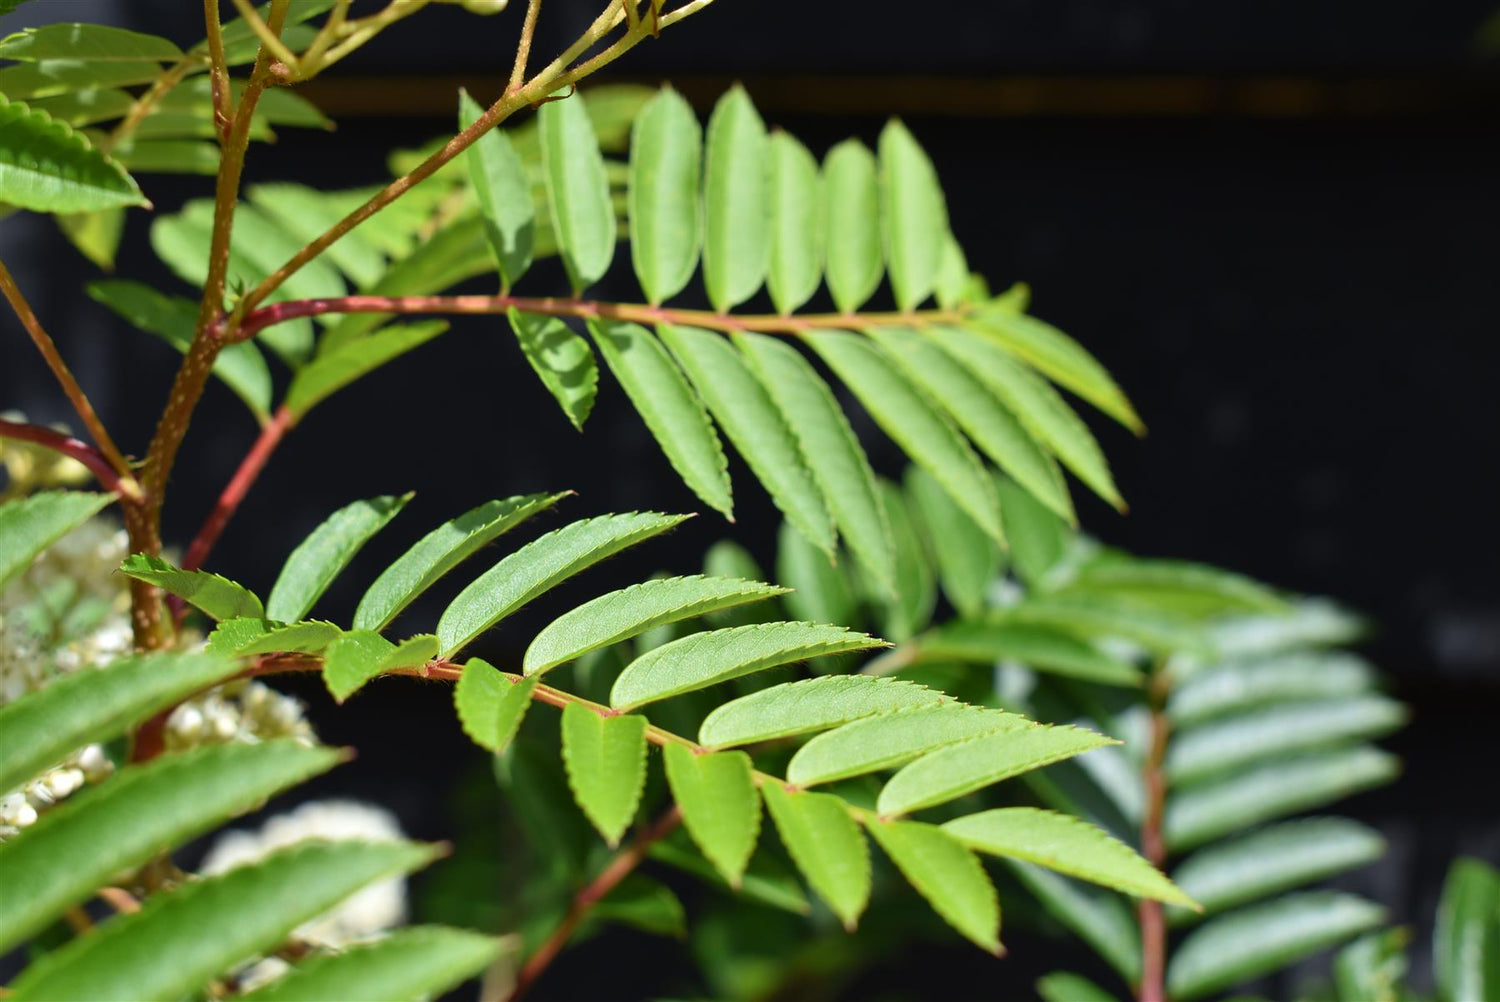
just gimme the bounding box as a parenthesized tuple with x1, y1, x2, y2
(505, 806, 683, 1002)
(1136, 671, 1172, 1002)
(0, 260, 133, 482)
(0, 418, 136, 499)
(233, 293, 971, 342)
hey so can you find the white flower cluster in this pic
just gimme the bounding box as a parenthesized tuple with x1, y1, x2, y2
(1, 517, 134, 840)
(202, 801, 410, 990)
(164, 678, 316, 751)
(0, 745, 113, 839)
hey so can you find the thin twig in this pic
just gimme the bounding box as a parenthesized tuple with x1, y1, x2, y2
(505, 806, 683, 1002)
(0, 260, 133, 480)
(0, 418, 137, 499)
(228, 0, 301, 71)
(1136, 669, 1172, 1002)
(97, 887, 141, 915)
(508, 0, 543, 93)
(232, 293, 971, 342)
(181, 406, 291, 572)
(201, 0, 234, 143)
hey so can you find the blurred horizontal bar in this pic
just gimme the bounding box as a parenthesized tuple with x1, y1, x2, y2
(298, 72, 1500, 119)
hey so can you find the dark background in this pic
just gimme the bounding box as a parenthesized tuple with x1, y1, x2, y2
(4, 1, 1500, 998)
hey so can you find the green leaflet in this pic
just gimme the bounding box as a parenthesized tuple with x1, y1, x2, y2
(766, 130, 822, 314)
(235, 621, 341, 656)
(238, 925, 503, 1002)
(354, 493, 565, 632)
(248, 183, 385, 288)
(914, 620, 1143, 687)
(610, 621, 885, 710)
(649, 831, 810, 915)
(940, 324, 1123, 509)
(866, 480, 937, 643)
(1209, 598, 1365, 660)
(702, 85, 769, 312)
(436, 511, 688, 657)
(934, 233, 971, 310)
(662, 744, 760, 886)
(8, 841, 438, 1002)
(1036, 972, 1122, 1002)
(943, 807, 1191, 906)
(776, 519, 856, 626)
(700, 676, 946, 749)
(507, 310, 599, 430)
(113, 138, 219, 176)
(1435, 858, 1500, 1002)
(904, 466, 998, 619)
(805, 330, 1004, 545)
(995, 595, 1209, 658)
(589, 319, 733, 517)
(118, 554, 263, 621)
(663, 325, 835, 553)
(1334, 928, 1409, 1002)
(994, 471, 1070, 586)
(539, 90, 614, 291)
(57, 205, 125, 269)
(152, 199, 346, 365)
(0, 95, 146, 212)
(0, 650, 235, 796)
(560, 703, 648, 846)
(454, 659, 536, 754)
(1060, 557, 1288, 616)
(594, 873, 686, 938)
(877, 325, 1074, 521)
(87, 279, 271, 419)
(524, 574, 787, 676)
(878, 723, 1114, 817)
(0, 742, 342, 954)
(969, 306, 1143, 433)
(266, 494, 410, 623)
(0, 61, 162, 100)
(1168, 817, 1386, 922)
(23, 89, 134, 128)
(628, 86, 701, 304)
(1167, 651, 1379, 725)
(0, 24, 182, 61)
(0, 490, 111, 588)
(1009, 860, 1141, 982)
(737, 332, 894, 587)
(204, 616, 272, 655)
(459, 89, 532, 291)
(822, 139, 882, 313)
(878, 119, 948, 311)
(1163, 747, 1400, 852)
(866, 819, 1000, 954)
(1166, 892, 1385, 1001)
(761, 783, 870, 930)
(1165, 695, 1406, 784)
(786, 704, 1025, 788)
(320, 629, 395, 703)
(284, 321, 449, 421)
